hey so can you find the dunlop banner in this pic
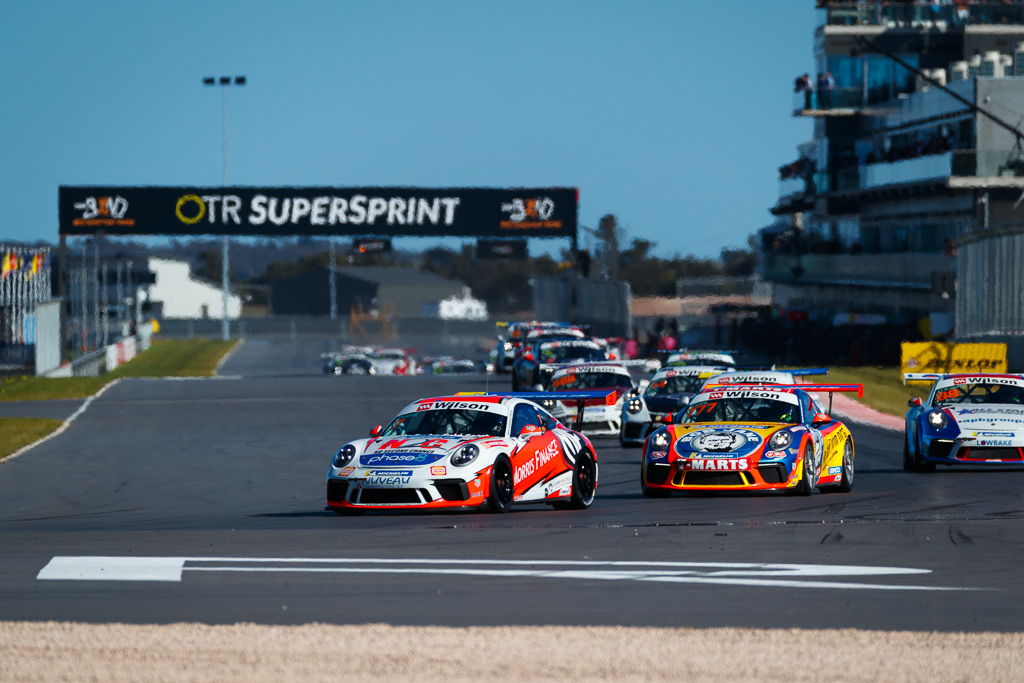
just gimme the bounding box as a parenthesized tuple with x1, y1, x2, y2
(900, 342, 1008, 377)
(58, 186, 577, 238)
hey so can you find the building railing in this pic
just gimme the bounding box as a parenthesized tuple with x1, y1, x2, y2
(763, 252, 955, 287)
(829, 150, 1024, 193)
(817, 2, 1024, 28)
(792, 86, 865, 112)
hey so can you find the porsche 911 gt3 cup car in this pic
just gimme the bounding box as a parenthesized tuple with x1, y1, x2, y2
(697, 368, 828, 392)
(664, 350, 737, 369)
(618, 366, 731, 447)
(531, 362, 637, 436)
(326, 392, 606, 513)
(511, 338, 607, 390)
(903, 373, 1024, 471)
(640, 383, 861, 496)
(322, 351, 376, 375)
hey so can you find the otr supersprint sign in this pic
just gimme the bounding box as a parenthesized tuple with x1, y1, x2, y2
(58, 186, 578, 238)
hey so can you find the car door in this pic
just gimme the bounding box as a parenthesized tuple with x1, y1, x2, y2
(509, 403, 562, 500)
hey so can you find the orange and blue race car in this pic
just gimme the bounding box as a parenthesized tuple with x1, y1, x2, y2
(640, 383, 862, 496)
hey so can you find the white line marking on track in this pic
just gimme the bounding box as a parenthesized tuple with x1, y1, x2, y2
(214, 338, 245, 376)
(35, 556, 981, 591)
(2, 378, 124, 464)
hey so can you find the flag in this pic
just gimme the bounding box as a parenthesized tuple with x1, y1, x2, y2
(1, 252, 11, 279)
(27, 252, 42, 278)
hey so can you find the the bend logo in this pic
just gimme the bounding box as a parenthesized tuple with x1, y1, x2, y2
(500, 196, 562, 230)
(73, 196, 134, 227)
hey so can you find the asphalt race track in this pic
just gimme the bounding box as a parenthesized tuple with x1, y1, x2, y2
(1, 338, 1022, 631)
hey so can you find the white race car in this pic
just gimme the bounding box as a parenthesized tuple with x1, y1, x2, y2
(326, 392, 605, 513)
(532, 362, 637, 436)
(698, 368, 828, 392)
(619, 366, 731, 447)
(663, 350, 737, 369)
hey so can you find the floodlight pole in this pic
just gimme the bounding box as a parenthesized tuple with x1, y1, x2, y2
(204, 75, 246, 340)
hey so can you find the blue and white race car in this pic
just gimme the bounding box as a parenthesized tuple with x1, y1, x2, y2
(903, 373, 1024, 471)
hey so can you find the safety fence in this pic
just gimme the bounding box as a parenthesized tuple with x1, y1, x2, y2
(0, 245, 52, 367)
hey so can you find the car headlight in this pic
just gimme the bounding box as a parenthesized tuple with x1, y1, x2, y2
(332, 444, 357, 468)
(768, 430, 793, 450)
(503, 342, 513, 352)
(926, 409, 948, 429)
(648, 429, 670, 451)
(627, 397, 643, 414)
(451, 443, 480, 467)
(540, 399, 556, 409)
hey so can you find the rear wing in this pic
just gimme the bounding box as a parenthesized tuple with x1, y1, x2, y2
(789, 368, 830, 376)
(903, 373, 944, 384)
(702, 382, 863, 414)
(457, 390, 616, 431)
(539, 360, 650, 371)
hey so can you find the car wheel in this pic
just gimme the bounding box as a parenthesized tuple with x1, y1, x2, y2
(487, 455, 514, 513)
(905, 435, 936, 473)
(902, 437, 915, 471)
(789, 442, 816, 496)
(832, 438, 854, 493)
(552, 451, 597, 510)
(511, 374, 520, 391)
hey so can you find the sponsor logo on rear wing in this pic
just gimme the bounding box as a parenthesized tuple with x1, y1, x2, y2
(703, 383, 864, 397)
(468, 390, 619, 406)
(903, 373, 944, 384)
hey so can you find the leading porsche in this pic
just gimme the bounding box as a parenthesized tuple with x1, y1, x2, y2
(326, 392, 604, 513)
(640, 383, 861, 496)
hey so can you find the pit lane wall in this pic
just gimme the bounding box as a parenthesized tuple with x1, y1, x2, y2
(42, 322, 154, 377)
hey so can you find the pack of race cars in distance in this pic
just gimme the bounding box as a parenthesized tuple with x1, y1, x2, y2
(321, 345, 480, 376)
(903, 372, 1024, 471)
(325, 391, 607, 513)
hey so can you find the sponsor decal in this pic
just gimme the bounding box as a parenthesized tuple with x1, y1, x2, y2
(648, 450, 668, 461)
(828, 466, 843, 475)
(415, 401, 489, 412)
(339, 466, 355, 476)
(360, 451, 446, 466)
(680, 428, 762, 454)
(430, 465, 447, 476)
(685, 458, 749, 471)
(762, 450, 786, 460)
(901, 342, 1007, 375)
(365, 469, 413, 488)
(973, 431, 1015, 437)
(979, 439, 1013, 446)
(513, 438, 562, 484)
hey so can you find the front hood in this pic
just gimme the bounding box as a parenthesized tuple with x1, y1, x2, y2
(358, 435, 499, 467)
(645, 394, 692, 413)
(946, 405, 1024, 431)
(671, 423, 784, 457)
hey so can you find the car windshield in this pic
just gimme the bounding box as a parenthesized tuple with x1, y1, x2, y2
(382, 409, 507, 437)
(373, 351, 404, 359)
(538, 344, 604, 363)
(933, 382, 1024, 406)
(551, 372, 632, 391)
(682, 397, 798, 424)
(645, 376, 705, 396)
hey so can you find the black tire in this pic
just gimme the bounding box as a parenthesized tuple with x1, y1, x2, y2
(641, 464, 671, 498)
(905, 434, 936, 473)
(824, 438, 854, 493)
(552, 451, 597, 510)
(331, 507, 364, 516)
(789, 442, 817, 496)
(511, 373, 520, 392)
(487, 455, 514, 513)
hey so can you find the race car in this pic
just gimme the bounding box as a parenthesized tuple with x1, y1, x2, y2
(640, 383, 861, 496)
(697, 368, 829, 392)
(532, 362, 637, 436)
(663, 350, 737, 369)
(511, 338, 606, 391)
(903, 373, 1024, 471)
(493, 321, 572, 374)
(322, 351, 376, 375)
(369, 348, 416, 375)
(326, 391, 607, 513)
(619, 365, 731, 447)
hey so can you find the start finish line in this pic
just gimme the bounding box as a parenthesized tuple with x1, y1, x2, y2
(35, 556, 979, 591)
(58, 186, 579, 239)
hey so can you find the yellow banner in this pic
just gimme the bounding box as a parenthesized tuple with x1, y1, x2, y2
(901, 342, 1007, 376)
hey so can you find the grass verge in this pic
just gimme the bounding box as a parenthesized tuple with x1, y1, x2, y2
(824, 366, 923, 417)
(0, 339, 237, 461)
(0, 339, 237, 402)
(0, 417, 63, 460)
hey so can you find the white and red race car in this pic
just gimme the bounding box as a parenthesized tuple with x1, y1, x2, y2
(534, 362, 638, 436)
(326, 392, 608, 513)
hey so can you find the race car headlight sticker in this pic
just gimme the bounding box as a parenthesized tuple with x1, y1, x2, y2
(333, 444, 357, 468)
(451, 443, 480, 467)
(627, 398, 643, 414)
(768, 430, 793, 450)
(927, 409, 948, 429)
(649, 429, 670, 451)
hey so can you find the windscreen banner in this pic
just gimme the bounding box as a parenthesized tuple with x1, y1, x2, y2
(59, 186, 577, 238)
(900, 341, 1008, 376)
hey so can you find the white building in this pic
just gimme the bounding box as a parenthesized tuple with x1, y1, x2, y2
(147, 257, 241, 320)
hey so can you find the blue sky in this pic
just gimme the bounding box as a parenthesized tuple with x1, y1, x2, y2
(0, 0, 816, 258)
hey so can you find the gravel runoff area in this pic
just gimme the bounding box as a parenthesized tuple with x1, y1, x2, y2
(2, 622, 1022, 682)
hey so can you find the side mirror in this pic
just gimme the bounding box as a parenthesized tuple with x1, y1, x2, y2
(369, 425, 383, 437)
(811, 412, 831, 427)
(908, 397, 923, 408)
(519, 424, 543, 437)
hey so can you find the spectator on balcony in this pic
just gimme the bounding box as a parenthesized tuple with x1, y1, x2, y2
(795, 73, 813, 109)
(817, 72, 835, 108)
